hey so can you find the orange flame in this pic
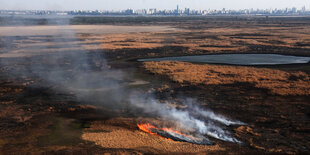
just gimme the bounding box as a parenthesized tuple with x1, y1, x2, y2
(137, 123, 157, 135)
(137, 123, 191, 140)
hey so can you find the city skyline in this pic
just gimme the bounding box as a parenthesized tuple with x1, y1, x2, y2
(0, 0, 309, 11)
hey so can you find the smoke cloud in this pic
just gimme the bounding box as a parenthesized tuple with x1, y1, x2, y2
(0, 16, 245, 144)
(130, 92, 244, 143)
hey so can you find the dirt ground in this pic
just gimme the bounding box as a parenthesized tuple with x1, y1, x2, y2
(0, 16, 309, 154)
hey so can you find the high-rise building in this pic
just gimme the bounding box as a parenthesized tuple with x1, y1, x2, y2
(292, 7, 297, 13)
(185, 8, 190, 15)
(302, 6, 306, 13)
(175, 5, 180, 14)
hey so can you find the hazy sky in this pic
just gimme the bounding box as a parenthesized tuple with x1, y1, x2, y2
(0, 0, 309, 10)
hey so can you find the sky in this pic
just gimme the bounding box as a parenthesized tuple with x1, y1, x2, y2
(0, 0, 309, 11)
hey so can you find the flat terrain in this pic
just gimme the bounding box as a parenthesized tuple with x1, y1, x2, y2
(0, 16, 309, 154)
(143, 61, 310, 96)
(0, 25, 176, 36)
(0, 24, 176, 58)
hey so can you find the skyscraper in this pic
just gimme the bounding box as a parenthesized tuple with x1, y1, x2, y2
(302, 6, 306, 13)
(175, 5, 180, 14)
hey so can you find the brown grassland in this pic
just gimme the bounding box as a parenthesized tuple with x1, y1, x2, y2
(143, 61, 310, 96)
(77, 25, 310, 56)
(1, 16, 310, 154)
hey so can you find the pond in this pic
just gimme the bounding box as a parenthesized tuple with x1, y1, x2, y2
(138, 54, 310, 65)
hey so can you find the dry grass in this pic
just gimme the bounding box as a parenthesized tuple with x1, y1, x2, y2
(78, 31, 248, 51)
(143, 61, 310, 96)
(79, 32, 165, 50)
(76, 25, 310, 53)
(3, 25, 310, 58)
(0, 25, 175, 36)
(82, 119, 224, 154)
(79, 26, 310, 52)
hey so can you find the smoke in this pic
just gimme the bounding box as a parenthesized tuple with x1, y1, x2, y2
(0, 15, 245, 144)
(129, 91, 244, 143)
(192, 105, 245, 126)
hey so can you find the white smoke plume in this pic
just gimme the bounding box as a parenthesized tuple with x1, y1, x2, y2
(130, 91, 245, 143)
(0, 16, 245, 144)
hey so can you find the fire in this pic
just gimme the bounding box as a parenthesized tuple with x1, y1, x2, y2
(137, 123, 157, 135)
(137, 123, 190, 140)
(139, 123, 216, 145)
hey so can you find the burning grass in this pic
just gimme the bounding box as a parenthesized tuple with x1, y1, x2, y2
(137, 123, 214, 145)
(143, 61, 310, 96)
(1, 17, 310, 154)
(82, 119, 224, 154)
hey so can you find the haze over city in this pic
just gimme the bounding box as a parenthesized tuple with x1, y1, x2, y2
(0, 0, 309, 10)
